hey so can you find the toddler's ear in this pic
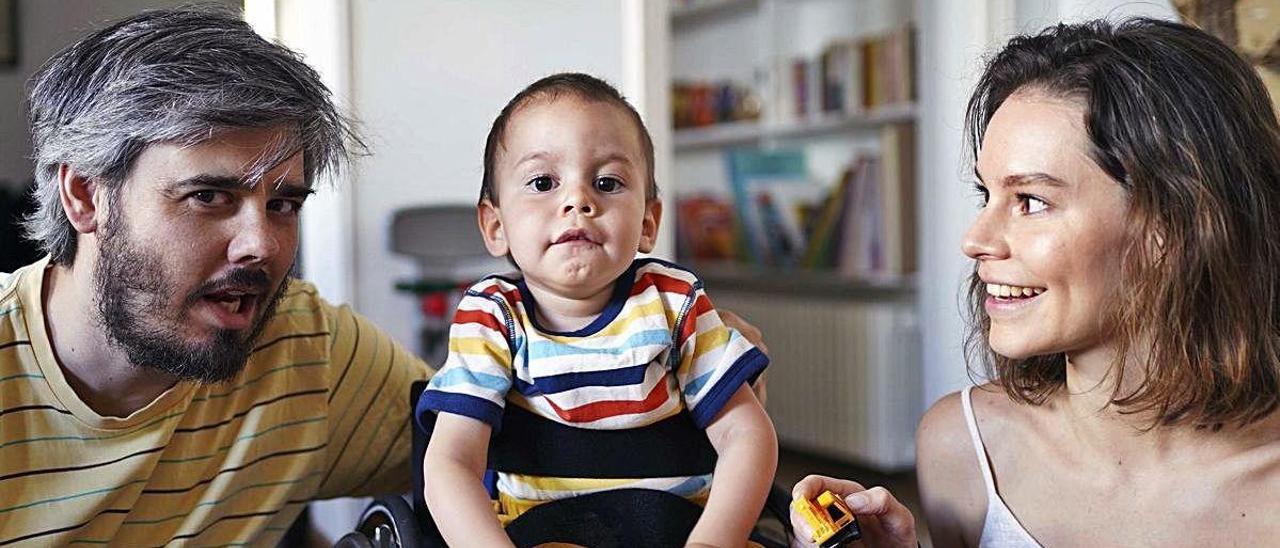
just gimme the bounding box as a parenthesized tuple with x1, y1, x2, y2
(477, 200, 509, 257)
(638, 199, 663, 253)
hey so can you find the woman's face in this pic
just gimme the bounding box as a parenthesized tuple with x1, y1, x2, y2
(963, 90, 1130, 359)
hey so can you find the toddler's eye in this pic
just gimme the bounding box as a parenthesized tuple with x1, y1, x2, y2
(528, 176, 556, 193)
(594, 177, 623, 193)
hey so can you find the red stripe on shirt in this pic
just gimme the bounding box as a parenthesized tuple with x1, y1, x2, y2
(632, 272, 694, 298)
(543, 374, 671, 423)
(453, 309, 508, 338)
(677, 294, 713, 348)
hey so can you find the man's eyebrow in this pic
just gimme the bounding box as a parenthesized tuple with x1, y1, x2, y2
(166, 174, 314, 198)
(168, 174, 244, 190)
(273, 183, 315, 199)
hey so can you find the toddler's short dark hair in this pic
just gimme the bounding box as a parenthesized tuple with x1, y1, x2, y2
(480, 73, 657, 206)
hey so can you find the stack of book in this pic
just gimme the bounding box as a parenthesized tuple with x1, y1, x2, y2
(775, 23, 915, 122)
(674, 123, 916, 278)
(672, 80, 763, 129)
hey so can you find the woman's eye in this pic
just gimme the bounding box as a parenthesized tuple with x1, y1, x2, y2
(528, 176, 556, 192)
(1022, 195, 1048, 214)
(594, 177, 623, 193)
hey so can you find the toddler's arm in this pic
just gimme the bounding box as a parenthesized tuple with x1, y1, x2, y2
(686, 384, 778, 546)
(422, 413, 514, 548)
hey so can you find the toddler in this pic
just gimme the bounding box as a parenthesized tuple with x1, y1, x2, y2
(417, 73, 777, 547)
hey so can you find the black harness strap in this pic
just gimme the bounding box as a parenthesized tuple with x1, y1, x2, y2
(487, 404, 718, 478)
(503, 488, 704, 548)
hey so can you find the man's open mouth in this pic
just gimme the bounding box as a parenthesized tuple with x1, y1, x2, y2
(202, 289, 259, 315)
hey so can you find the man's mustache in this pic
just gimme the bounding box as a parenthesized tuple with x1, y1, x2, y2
(185, 268, 274, 305)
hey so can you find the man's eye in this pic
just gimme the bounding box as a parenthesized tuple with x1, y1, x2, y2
(191, 190, 228, 205)
(595, 177, 623, 193)
(270, 199, 304, 215)
(528, 176, 556, 192)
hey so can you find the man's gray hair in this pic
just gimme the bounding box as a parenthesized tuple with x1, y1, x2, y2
(24, 6, 363, 265)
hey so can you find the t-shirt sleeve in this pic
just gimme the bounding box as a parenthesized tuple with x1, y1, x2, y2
(317, 297, 433, 498)
(673, 284, 769, 428)
(415, 288, 515, 431)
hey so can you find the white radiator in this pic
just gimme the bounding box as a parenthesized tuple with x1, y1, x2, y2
(711, 291, 920, 471)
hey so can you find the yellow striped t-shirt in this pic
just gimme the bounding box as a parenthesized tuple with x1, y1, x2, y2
(0, 256, 431, 546)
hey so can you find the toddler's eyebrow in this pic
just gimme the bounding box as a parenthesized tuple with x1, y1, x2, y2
(514, 151, 557, 168)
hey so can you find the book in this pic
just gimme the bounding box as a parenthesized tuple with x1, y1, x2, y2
(725, 149, 809, 265)
(676, 195, 739, 262)
(879, 123, 916, 274)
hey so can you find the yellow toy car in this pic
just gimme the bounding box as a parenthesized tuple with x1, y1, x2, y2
(791, 489, 862, 547)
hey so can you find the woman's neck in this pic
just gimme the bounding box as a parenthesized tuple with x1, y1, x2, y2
(1057, 343, 1262, 468)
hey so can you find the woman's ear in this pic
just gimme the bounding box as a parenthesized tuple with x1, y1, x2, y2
(477, 199, 509, 257)
(638, 199, 662, 253)
(58, 164, 104, 234)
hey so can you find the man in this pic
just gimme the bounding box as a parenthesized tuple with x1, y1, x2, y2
(0, 8, 427, 545)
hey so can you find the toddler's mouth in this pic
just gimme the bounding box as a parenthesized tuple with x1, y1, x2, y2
(553, 228, 598, 245)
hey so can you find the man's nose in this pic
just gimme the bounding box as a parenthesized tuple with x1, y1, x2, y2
(227, 206, 280, 266)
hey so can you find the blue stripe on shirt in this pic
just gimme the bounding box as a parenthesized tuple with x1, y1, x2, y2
(526, 362, 651, 395)
(429, 367, 512, 393)
(689, 347, 769, 428)
(417, 391, 506, 431)
(526, 329, 671, 360)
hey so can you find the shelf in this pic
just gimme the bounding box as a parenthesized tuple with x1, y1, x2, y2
(690, 261, 915, 300)
(673, 104, 917, 151)
(670, 0, 759, 29)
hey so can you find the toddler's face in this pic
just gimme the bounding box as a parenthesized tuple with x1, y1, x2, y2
(479, 96, 660, 300)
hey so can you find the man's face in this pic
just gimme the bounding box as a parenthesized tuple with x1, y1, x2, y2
(94, 127, 310, 383)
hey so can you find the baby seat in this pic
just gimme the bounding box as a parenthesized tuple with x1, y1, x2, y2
(336, 381, 794, 547)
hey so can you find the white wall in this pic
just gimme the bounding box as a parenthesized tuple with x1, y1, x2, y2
(0, 0, 237, 189)
(347, 1, 636, 354)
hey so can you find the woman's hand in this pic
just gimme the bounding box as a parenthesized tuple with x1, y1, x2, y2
(718, 309, 769, 406)
(790, 475, 918, 548)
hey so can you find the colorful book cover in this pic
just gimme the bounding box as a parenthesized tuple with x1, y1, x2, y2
(676, 195, 739, 262)
(725, 149, 808, 265)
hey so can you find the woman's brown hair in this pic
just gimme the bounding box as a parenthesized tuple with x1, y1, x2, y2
(963, 18, 1280, 428)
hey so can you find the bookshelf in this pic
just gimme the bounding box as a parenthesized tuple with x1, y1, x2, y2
(667, 0, 921, 470)
(693, 261, 915, 300)
(674, 103, 917, 151)
(670, 0, 759, 29)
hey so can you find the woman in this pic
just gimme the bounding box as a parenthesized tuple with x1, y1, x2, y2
(792, 17, 1280, 547)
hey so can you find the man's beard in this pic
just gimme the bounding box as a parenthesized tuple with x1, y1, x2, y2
(94, 212, 289, 384)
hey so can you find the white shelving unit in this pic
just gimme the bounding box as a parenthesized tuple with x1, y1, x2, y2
(673, 103, 917, 151)
(667, 0, 921, 470)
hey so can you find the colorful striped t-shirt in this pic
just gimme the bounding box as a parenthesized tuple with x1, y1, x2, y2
(0, 256, 431, 546)
(416, 258, 768, 514)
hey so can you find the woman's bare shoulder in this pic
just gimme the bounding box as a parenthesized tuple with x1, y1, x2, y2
(915, 386, 994, 546)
